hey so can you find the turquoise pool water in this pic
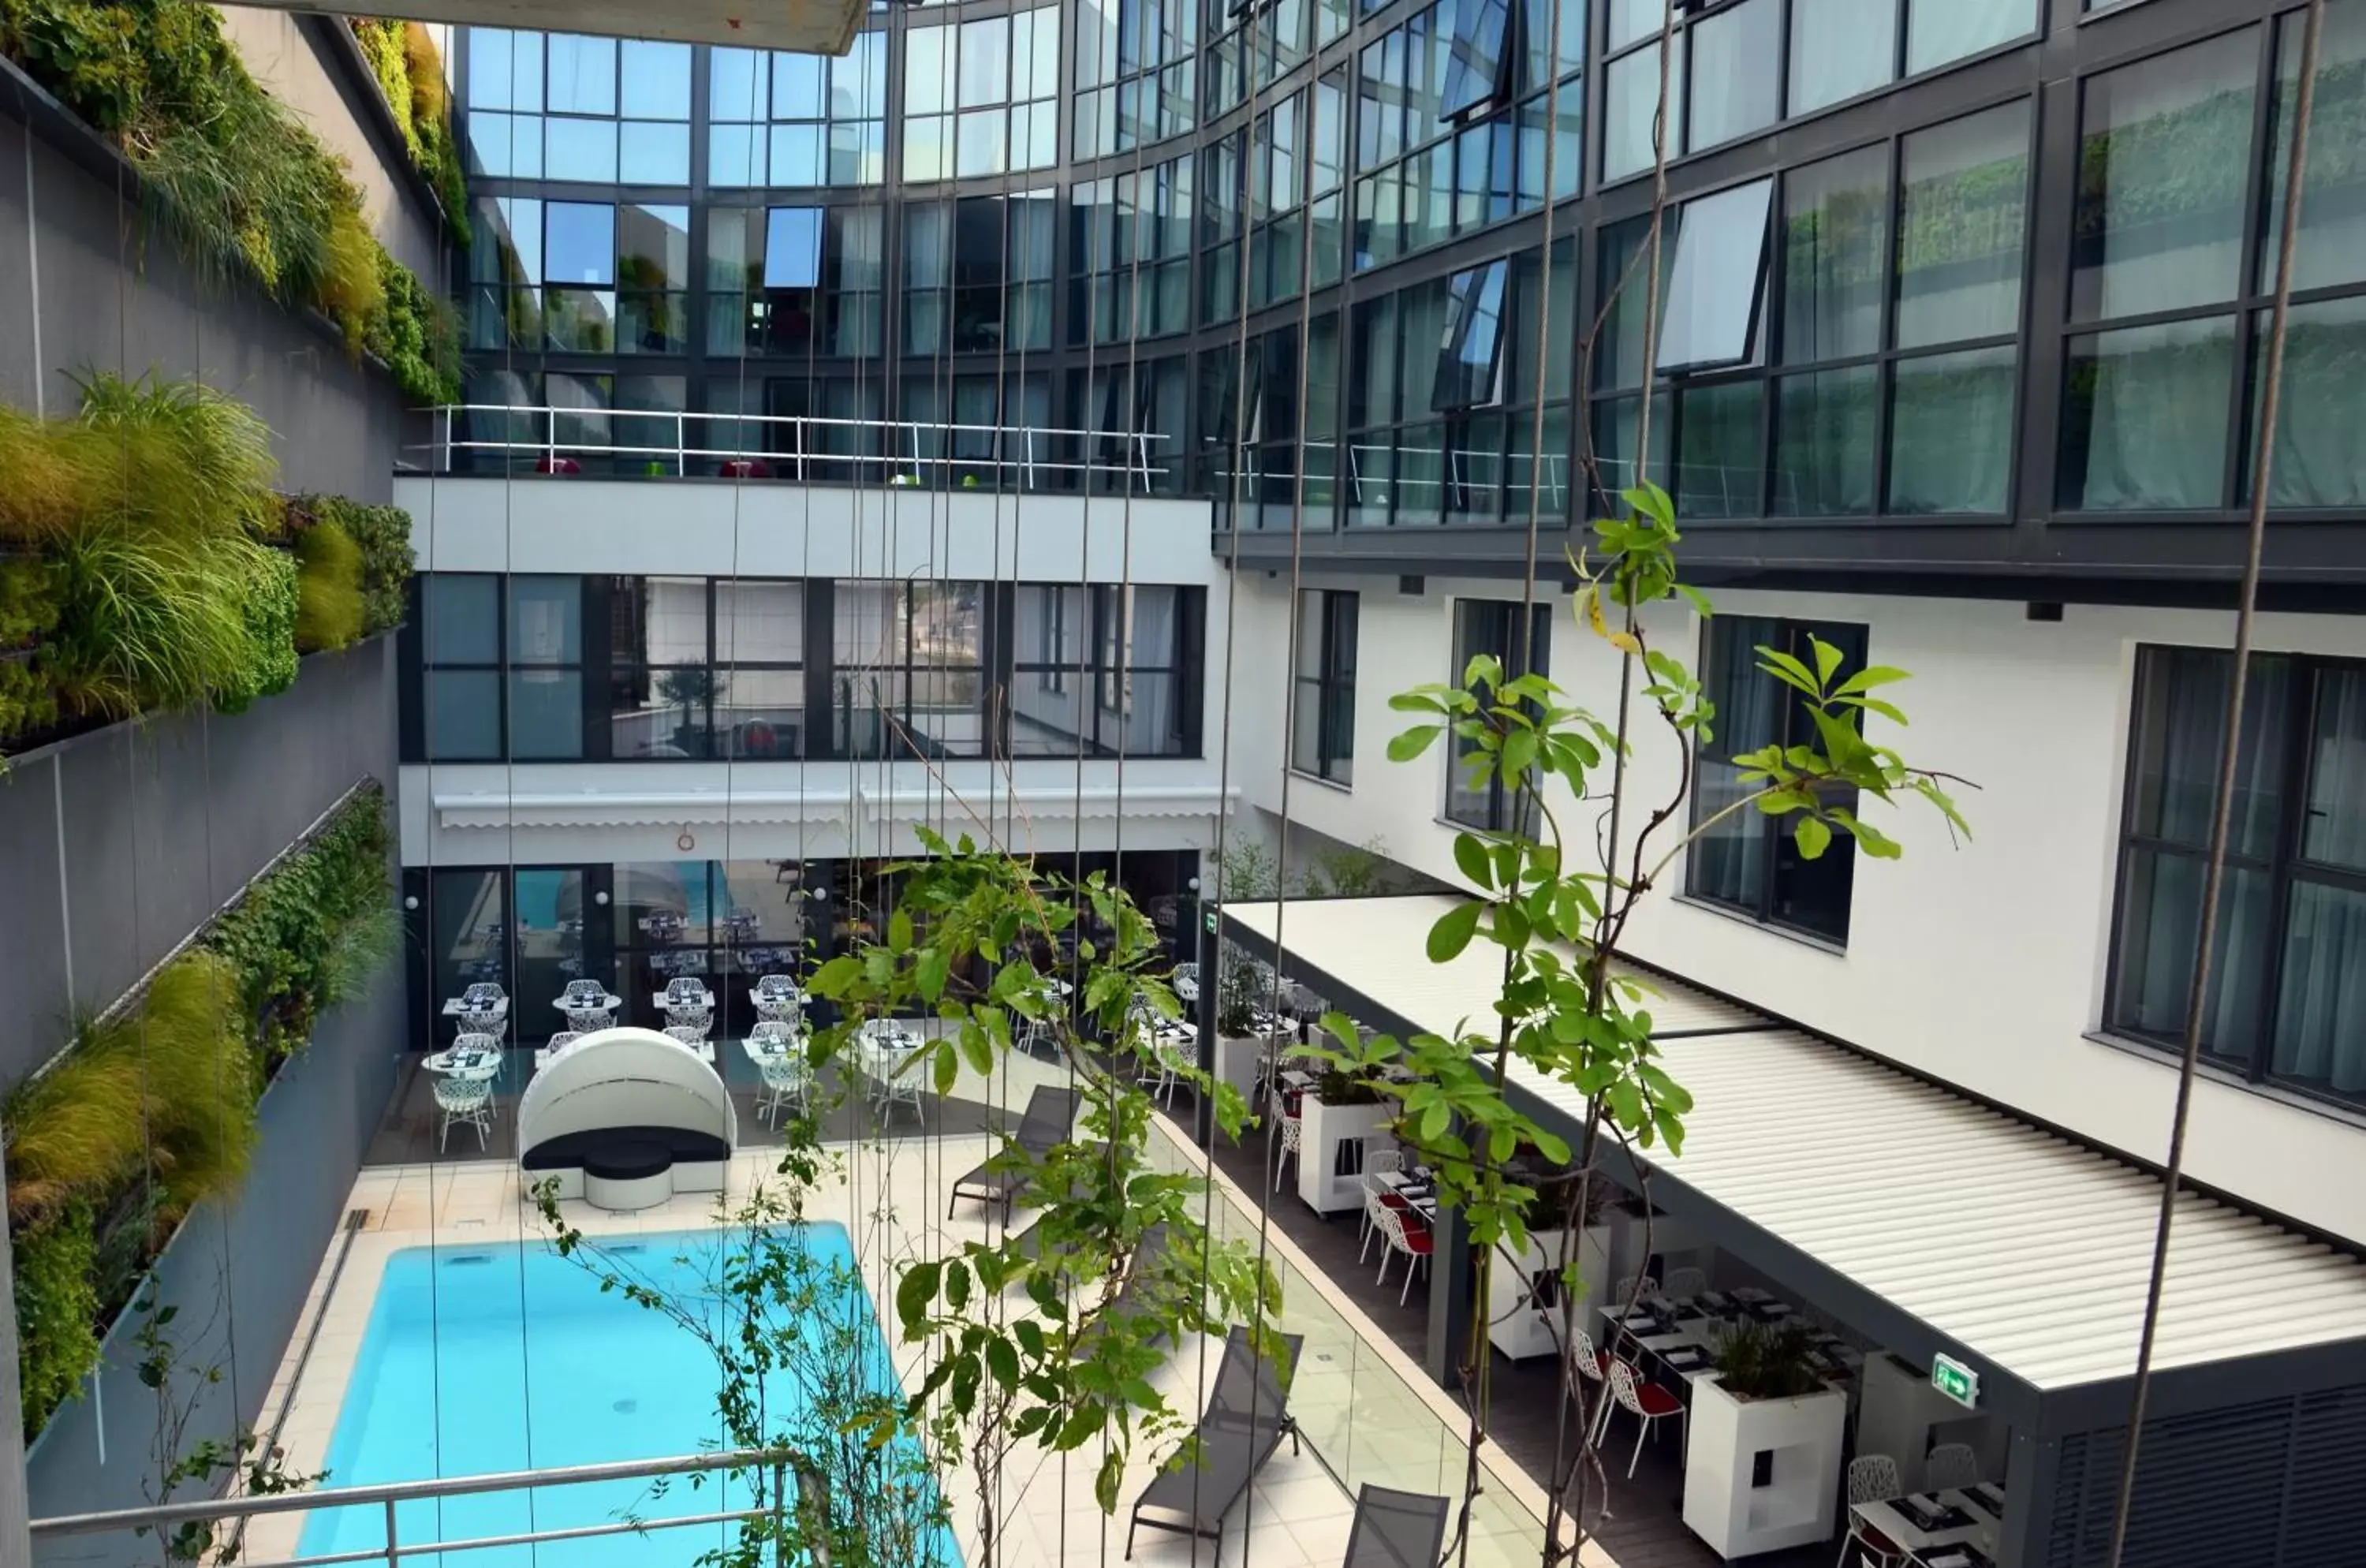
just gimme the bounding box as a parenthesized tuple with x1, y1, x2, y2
(297, 1226, 954, 1566)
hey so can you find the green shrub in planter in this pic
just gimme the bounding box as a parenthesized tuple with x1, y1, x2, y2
(297, 495, 414, 635)
(294, 520, 366, 651)
(12, 1204, 99, 1440)
(217, 546, 299, 714)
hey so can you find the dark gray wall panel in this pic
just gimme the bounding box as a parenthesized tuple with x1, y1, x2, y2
(0, 86, 406, 503)
(22, 961, 406, 1555)
(3, 637, 398, 1085)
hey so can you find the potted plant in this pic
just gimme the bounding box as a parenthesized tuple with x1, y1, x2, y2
(1208, 946, 1266, 1112)
(1487, 1176, 1614, 1361)
(1682, 1320, 1848, 1558)
(1296, 1056, 1392, 1215)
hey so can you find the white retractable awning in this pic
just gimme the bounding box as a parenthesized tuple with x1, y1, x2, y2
(1223, 894, 2366, 1394)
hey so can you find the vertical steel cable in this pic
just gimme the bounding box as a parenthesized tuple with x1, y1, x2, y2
(2104, 4, 2323, 1562)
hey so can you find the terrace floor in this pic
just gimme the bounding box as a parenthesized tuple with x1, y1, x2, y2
(1199, 1099, 1830, 1568)
(265, 1051, 1574, 1568)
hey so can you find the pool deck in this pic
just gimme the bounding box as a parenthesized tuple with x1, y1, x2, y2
(259, 1055, 1580, 1568)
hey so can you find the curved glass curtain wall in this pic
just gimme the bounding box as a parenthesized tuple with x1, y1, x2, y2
(450, 0, 2364, 523)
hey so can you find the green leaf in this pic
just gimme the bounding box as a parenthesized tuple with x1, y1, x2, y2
(958, 1026, 994, 1077)
(985, 1337, 1019, 1389)
(1809, 634, 1845, 686)
(896, 1262, 941, 1330)
(1674, 581, 1713, 620)
(916, 948, 951, 1003)
(1756, 646, 1821, 698)
(1427, 901, 1483, 963)
(945, 1259, 972, 1311)
(1452, 833, 1494, 889)
(934, 1041, 960, 1095)
(1794, 816, 1832, 861)
(1832, 665, 1910, 697)
(890, 909, 914, 953)
(1095, 1448, 1125, 1514)
(1388, 725, 1444, 762)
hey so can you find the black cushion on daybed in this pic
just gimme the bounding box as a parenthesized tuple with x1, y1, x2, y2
(522, 1126, 730, 1172)
(583, 1141, 670, 1182)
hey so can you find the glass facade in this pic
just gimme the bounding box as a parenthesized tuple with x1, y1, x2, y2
(446, 2, 2365, 533)
(402, 574, 1206, 763)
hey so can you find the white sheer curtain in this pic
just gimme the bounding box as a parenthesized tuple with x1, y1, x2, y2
(1124, 587, 1179, 753)
(1905, 0, 2032, 76)
(2271, 883, 2366, 1094)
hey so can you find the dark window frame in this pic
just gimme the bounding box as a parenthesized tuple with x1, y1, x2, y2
(1445, 599, 1551, 833)
(1685, 613, 1869, 944)
(420, 573, 509, 763)
(2103, 644, 2366, 1113)
(1292, 588, 1358, 785)
(1008, 583, 1197, 758)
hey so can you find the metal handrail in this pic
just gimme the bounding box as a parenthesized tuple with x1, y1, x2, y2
(422, 404, 1171, 487)
(31, 1447, 797, 1568)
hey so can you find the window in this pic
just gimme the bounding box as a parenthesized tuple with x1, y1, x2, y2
(1589, 98, 2030, 521)
(709, 35, 888, 188)
(706, 206, 883, 358)
(2059, 17, 2366, 513)
(1688, 614, 1868, 943)
(833, 582, 986, 760)
(2107, 648, 2366, 1110)
(1435, 259, 1511, 410)
(715, 581, 806, 760)
(904, 9, 1062, 181)
(1070, 155, 1195, 346)
(1789, 0, 1896, 116)
(465, 31, 690, 185)
(1074, 0, 1198, 159)
(506, 576, 585, 759)
(1009, 585, 1198, 756)
(1446, 600, 1550, 832)
(422, 574, 502, 760)
(1441, 0, 1513, 121)
(1291, 590, 1357, 785)
(905, 195, 1055, 356)
(615, 204, 687, 353)
(1688, 0, 1778, 150)
(610, 576, 714, 758)
(1658, 178, 1773, 373)
(1905, 0, 2033, 76)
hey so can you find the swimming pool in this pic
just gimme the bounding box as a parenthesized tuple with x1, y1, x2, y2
(297, 1226, 955, 1566)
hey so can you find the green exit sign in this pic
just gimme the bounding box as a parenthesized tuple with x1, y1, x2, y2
(1931, 1354, 1980, 1408)
(1205, 909, 1219, 934)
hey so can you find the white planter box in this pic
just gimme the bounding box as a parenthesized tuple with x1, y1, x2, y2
(1681, 1376, 1847, 1559)
(1212, 1033, 1264, 1109)
(1296, 1096, 1393, 1213)
(1486, 1225, 1614, 1361)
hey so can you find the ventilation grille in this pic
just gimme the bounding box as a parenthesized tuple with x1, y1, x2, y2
(2049, 1381, 2366, 1566)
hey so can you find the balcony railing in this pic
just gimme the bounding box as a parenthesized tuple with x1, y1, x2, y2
(424, 405, 1170, 491)
(28, 1447, 800, 1568)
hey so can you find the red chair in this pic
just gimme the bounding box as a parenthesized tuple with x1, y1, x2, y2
(1603, 1360, 1686, 1477)
(534, 454, 580, 475)
(1373, 1204, 1432, 1305)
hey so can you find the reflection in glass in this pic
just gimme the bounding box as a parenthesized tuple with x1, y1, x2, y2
(2264, 3, 2366, 293)
(1434, 259, 1509, 410)
(1774, 367, 1876, 517)
(1897, 102, 2029, 349)
(546, 34, 616, 116)
(1603, 38, 1684, 181)
(2060, 318, 2237, 510)
(1688, 0, 1777, 150)
(1905, 0, 2032, 75)
(508, 670, 583, 759)
(619, 121, 689, 184)
(545, 116, 618, 183)
(621, 40, 692, 119)
(1887, 347, 2017, 515)
(2272, 880, 2366, 1096)
(2125, 645, 2289, 857)
(2071, 33, 2256, 321)
(1676, 382, 1763, 520)
(2302, 666, 2366, 871)
(1790, 0, 1895, 115)
(612, 667, 715, 758)
(425, 576, 499, 663)
(1782, 146, 1888, 364)
(508, 577, 581, 663)
(468, 28, 543, 113)
(431, 870, 508, 1015)
(513, 868, 590, 1044)
(543, 203, 615, 286)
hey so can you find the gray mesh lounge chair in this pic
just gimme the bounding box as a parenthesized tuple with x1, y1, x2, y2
(1125, 1327, 1304, 1560)
(1341, 1484, 1450, 1567)
(948, 1085, 1081, 1220)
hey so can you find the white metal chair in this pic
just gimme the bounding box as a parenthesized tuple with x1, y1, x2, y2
(1371, 1202, 1433, 1305)
(749, 1023, 812, 1126)
(559, 979, 618, 1030)
(1603, 1360, 1685, 1479)
(461, 982, 507, 1007)
(1660, 1265, 1708, 1301)
(1838, 1454, 1906, 1568)
(535, 1030, 582, 1071)
(1570, 1326, 1614, 1443)
(662, 977, 711, 1012)
(1923, 1442, 1980, 1492)
(669, 1002, 716, 1039)
(432, 1067, 497, 1152)
(1357, 1148, 1405, 1253)
(1268, 1085, 1302, 1192)
(752, 973, 803, 1023)
(662, 1024, 711, 1055)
